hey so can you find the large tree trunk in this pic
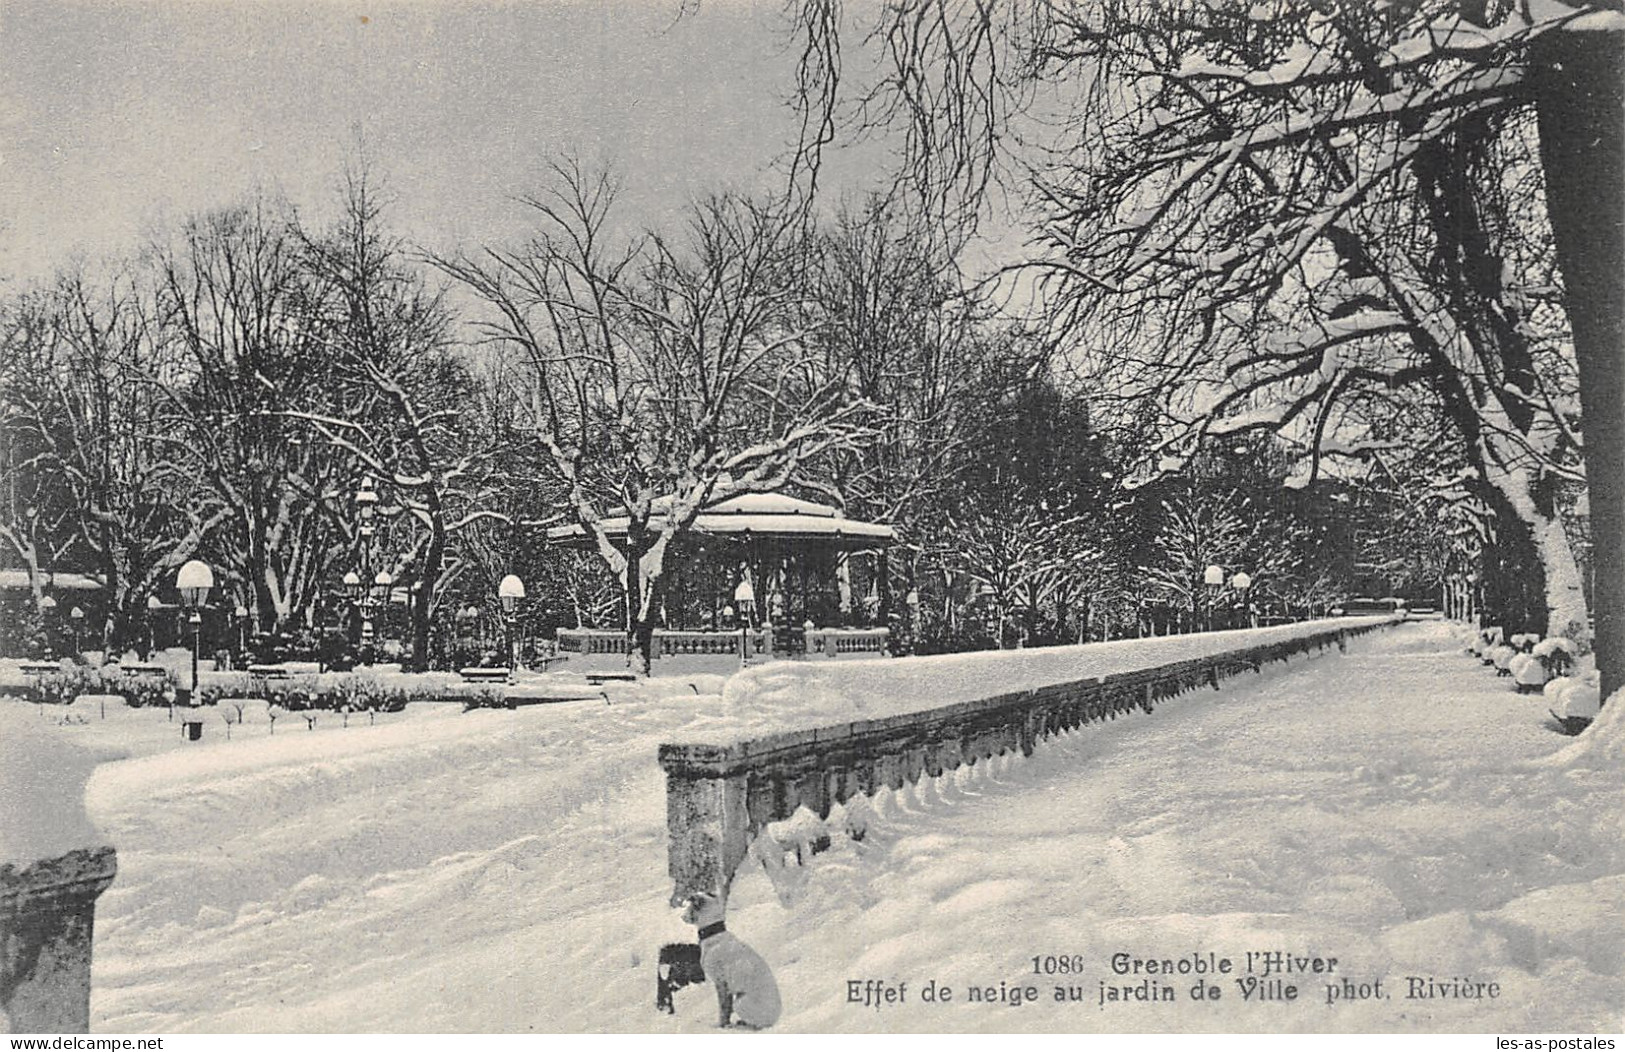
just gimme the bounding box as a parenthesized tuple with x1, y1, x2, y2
(1534, 18, 1625, 702)
(1477, 483, 1549, 635)
(1532, 485, 1591, 642)
(412, 530, 445, 672)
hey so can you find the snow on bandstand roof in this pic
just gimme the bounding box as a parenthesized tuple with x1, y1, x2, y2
(544, 492, 895, 548)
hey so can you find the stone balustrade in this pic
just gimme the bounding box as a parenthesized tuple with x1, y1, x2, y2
(805, 627, 889, 657)
(658, 618, 1394, 909)
(557, 627, 772, 660)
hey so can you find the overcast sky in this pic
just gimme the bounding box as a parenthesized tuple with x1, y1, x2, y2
(1, 0, 824, 286)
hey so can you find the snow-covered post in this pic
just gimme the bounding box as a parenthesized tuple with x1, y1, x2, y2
(0, 710, 117, 1034)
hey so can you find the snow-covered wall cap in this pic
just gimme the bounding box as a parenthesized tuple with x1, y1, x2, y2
(0, 707, 111, 867)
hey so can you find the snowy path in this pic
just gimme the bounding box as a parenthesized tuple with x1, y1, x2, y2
(85, 623, 1622, 1032)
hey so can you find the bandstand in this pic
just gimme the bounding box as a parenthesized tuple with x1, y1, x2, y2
(544, 493, 897, 662)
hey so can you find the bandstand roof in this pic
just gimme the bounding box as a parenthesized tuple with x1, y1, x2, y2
(544, 492, 895, 550)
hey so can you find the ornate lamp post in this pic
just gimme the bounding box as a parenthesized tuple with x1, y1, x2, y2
(1230, 571, 1253, 629)
(355, 476, 379, 533)
(354, 477, 378, 652)
(176, 559, 214, 703)
(1202, 564, 1225, 632)
(234, 604, 249, 658)
(498, 574, 525, 669)
(68, 605, 84, 657)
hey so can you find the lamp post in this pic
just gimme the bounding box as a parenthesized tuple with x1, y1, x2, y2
(341, 570, 364, 652)
(904, 588, 920, 654)
(733, 576, 756, 664)
(369, 571, 394, 662)
(498, 574, 525, 670)
(68, 606, 84, 658)
(145, 594, 163, 657)
(234, 604, 249, 660)
(1230, 571, 1253, 629)
(459, 604, 482, 660)
(354, 477, 378, 656)
(1202, 564, 1224, 632)
(176, 559, 214, 704)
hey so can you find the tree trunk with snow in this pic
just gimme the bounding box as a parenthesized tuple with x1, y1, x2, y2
(1533, 21, 1625, 701)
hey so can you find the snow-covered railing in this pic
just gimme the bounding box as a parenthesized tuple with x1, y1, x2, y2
(806, 626, 888, 656)
(657, 629, 770, 659)
(657, 617, 1396, 909)
(558, 629, 635, 656)
(557, 627, 770, 660)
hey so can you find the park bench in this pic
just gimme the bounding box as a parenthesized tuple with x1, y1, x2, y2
(459, 666, 512, 685)
(247, 664, 293, 681)
(19, 662, 61, 677)
(115, 663, 168, 680)
(585, 671, 638, 686)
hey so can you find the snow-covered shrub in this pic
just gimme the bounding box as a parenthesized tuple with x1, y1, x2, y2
(327, 673, 413, 718)
(102, 669, 178, 708)
(1509, 653, 1547, 692)
(27, 666, 104, 706)
(1509, 633, 1539, 652)
(1548, 672, 1603, 735)
(1489, 644, 1517, 674)
(1532, 637, 1577, 678)
(1476, 627, 1504, 662)
(199, 670, 431, 713)
(460, 688, 514, 711)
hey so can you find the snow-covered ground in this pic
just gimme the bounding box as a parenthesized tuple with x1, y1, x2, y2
(65, 621, 1623, 1032)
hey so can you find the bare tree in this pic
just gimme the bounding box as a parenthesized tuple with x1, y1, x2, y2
(1, 269, 223, 652)
(785, 0, 1625, 694)
(804, 196, 1000, 616)
(154, 201, 347, 635)
(434, 160, 873, 674)
(296, 166, 505, 670)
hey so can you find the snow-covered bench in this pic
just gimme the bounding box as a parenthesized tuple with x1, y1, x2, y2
(115, 663, 168, 680)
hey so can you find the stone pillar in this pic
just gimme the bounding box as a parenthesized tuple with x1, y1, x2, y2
(1, 845, 117, 1033)
(660, 742, 753, 907)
